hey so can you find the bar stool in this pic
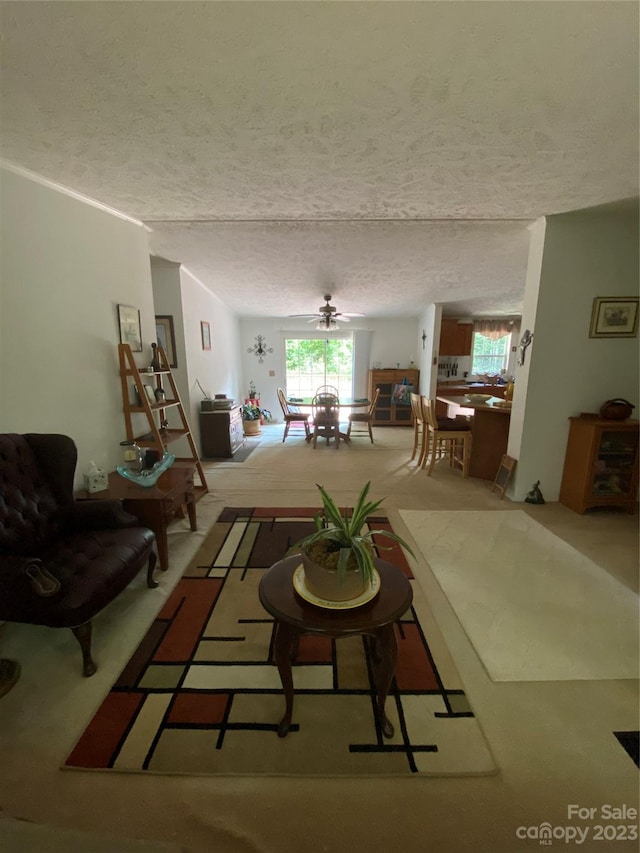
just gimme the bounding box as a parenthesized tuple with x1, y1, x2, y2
(421, 397, 471, 477)
(410, 392, 428, 465)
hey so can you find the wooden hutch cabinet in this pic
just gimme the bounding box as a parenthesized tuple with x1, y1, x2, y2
(559, 415, 639, 514)
(368, 368, 419, 426)
(199, 407, 244, 458)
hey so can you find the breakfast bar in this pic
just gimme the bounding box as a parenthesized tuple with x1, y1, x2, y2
(436, 395, 512, 480)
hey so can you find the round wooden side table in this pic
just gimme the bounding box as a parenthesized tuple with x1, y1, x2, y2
(259, 555, 413, 738)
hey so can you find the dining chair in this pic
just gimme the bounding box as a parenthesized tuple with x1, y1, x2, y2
(409, 392, 427, 464)
(310, 392, 341, 449)
(346, 388, 380, 443)
(421, 397, 471, 477)
(277, 388, 311, 442)
(315, 384, 340, 398)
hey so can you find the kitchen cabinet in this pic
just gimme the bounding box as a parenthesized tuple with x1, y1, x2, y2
(439, 319, 473, 356)
(559, 416, 639, 514)
(369, 369, 419, 426)
(200, 407, 245, 457)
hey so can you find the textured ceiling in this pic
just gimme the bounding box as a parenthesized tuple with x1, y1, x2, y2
(1, 2, 638, 318)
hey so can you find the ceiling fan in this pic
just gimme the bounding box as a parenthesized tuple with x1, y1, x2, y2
(289, 294, 365, 329)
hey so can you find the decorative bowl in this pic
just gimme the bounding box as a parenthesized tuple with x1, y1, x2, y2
(599, 399, 634, 420)
(465, 394, 492, 404)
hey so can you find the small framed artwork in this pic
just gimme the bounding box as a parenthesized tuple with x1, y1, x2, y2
(117, 304, 142, 352)
(201, 321, 211, 351)
(155, 315, 177, 367)
(589, 297, 639, 338)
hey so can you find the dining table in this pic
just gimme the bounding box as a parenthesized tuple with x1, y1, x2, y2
(288, 396, 370, 442)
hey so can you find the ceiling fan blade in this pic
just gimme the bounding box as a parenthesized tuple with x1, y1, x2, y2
(289, 313, 321, 318)
(334, 314, 351, 322)
(340, 312, 366, 318)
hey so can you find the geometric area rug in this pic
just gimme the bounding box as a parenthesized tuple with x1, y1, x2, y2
(64, 507, 497, 777)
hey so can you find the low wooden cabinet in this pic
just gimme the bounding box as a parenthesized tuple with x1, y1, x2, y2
(368, 369, 419, 426)
(559, 416, 639, 514)
(200, 407, 244, 457)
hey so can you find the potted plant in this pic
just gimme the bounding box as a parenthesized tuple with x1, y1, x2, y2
(242, 403, 272, 434)
(294, 481, 415, 602)
(242, 402, 262, 435)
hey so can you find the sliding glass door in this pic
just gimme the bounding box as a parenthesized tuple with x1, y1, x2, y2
(285, 336, 354, 399)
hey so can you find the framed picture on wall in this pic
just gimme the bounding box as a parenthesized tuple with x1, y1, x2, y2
(201, 321, 211, 350)
(117, 304, 142, 352)
(155, 315, 177, 367)
(589, 297, 639, 338)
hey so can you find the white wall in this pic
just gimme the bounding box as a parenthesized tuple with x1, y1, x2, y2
(151, 257, 242, 455)
(151, 258, 240, 456)
(509, 200, 639, 501)
(507, 218, 545, 497)
(150, 258, 185, 378)
(0, 166, 155, 484)
(417, 303, 441, 398)
(367, 318, 420, 375)
(238, 316, 421, 421)
(178, 265, 242, 452)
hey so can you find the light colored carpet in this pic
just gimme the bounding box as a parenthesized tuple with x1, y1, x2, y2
(0, 814, 183, 853)
(400, 509, 639, 682)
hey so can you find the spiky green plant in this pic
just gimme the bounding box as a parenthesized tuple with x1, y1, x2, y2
(295, 482, 415, 584)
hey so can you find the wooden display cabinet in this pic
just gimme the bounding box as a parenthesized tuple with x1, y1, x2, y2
(368, 369, 419, 426)
(200, 407, 244, 457)
(559, 415, 639, 514)
(439, 319, 473, 356)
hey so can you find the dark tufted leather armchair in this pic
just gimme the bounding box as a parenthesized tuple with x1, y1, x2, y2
(0, 433, 157, 676)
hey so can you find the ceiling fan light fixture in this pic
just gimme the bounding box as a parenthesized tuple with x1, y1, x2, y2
(316, 316, 338, 331)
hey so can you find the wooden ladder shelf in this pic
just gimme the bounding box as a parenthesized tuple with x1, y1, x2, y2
(118, 343, 209, 501)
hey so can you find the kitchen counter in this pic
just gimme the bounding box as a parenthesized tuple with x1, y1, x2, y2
(436, 394, 511, 413)
(436, 395, 512, 480)
(436, 383, 506, 396)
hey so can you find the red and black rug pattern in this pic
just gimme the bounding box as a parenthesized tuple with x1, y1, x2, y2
(64, 507, 496, 777)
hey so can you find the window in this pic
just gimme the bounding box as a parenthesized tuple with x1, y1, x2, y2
(471, 332, 511, 376)
(285, 336, 353, 398)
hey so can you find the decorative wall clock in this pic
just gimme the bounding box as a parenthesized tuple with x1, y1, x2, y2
(248, 334, 273, 363)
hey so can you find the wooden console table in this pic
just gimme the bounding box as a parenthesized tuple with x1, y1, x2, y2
(77, 465, 197, 572)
